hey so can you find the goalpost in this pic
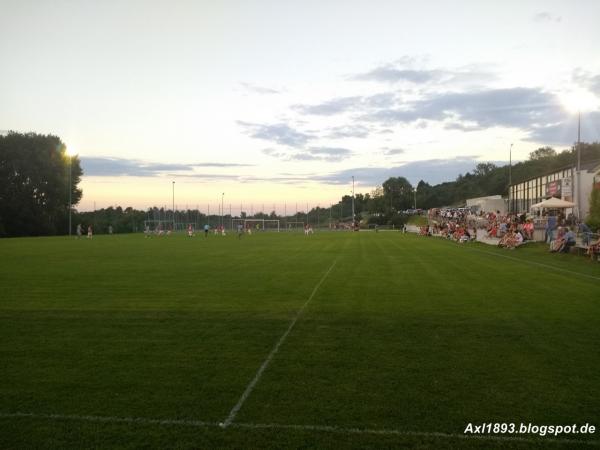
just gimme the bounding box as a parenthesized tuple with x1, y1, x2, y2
(231, 219, 280, 232)
(143, 220, 196, 233)
(285, 221, 304, 232)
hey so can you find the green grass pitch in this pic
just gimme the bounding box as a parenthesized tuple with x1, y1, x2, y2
(1, 232, 599, 449)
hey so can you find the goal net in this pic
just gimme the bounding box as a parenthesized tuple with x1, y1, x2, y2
(231, 219, 280, 232)
(285, 221, 304, 232)
(143, 220, 197, 233)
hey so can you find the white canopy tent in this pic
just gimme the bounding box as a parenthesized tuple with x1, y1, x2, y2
(531, 197, 575, 209)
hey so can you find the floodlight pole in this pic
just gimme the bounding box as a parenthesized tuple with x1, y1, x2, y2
(351, 176, 355, 226)
(68, 154, 72, 236)
(413, 186, 417, 209)
(172, 181, 175, 231)
(577, 111, 581, 219)
(221, 193, 224, 227)
(508, 143, 513, 213)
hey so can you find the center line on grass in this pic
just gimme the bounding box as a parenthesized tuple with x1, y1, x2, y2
(220, 257, 339, 428)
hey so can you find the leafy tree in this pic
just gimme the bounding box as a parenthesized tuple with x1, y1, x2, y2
(586, 185, 600, 231)
(473, 162, 497, 177)
(0, 132, 82, 237)
(529, 146, 557, 160)
(382, 176, 413, 211)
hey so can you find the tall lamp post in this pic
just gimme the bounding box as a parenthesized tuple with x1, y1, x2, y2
(221, 193, 224, 228)
(577, 111, 581, 220)
(559, 88, 599, 220)
(413, 186, 417, 210)
(508, 143, 513, 213)
(351, 176, 355, 227)
(67, 148, 72, 236)
(172, 181, 175, 231)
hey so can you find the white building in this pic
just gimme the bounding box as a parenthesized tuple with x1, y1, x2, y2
(466, 195, 507, 214)
(508, 160, 600, 219)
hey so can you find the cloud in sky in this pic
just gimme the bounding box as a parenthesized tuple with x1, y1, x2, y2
(288, 82, 595, 144)
(362, 87, 564, 127)
(237, 62, 600, 177)
(237, 121, 313, 147)
(353, 86, 600, 143)
(193, 162, 254, 167)
(351, 61, 495, 87)
(315, 157, 496, 186)
(381, 147, 405, 156)
(572, 69, 600, 97)
(240, 82, 280, 95)
(527, 110, 600, 144)
(263, 146, 352, 162)
(288, 76, 598, 144)
(353, 66, 444, 84)
(81, 157, 252, 177)
(293, 93, 396, 117)
(292, 96, 362, 116)
(82, 155, 507, 187)
(533, 12, 562, 23)
(326, 125, 371, 139)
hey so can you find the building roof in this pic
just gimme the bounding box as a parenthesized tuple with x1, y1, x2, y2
(509, 159, 600, 187)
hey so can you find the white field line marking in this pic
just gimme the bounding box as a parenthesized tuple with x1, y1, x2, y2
(466, 246, 600, 282)
(0, 411, 215, 427)
(221, 258, 339, 428)
(2, 412, 599, 446)
(232, 422, 600, 446)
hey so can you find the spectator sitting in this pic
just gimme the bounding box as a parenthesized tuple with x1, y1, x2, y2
(560, 227, 577, 253)
(498, 222, 507, 237)
(522, 219, 534, 240)
(509, 230, 524, 249)
(498, 231, 514, 248)
(550, 227, 566, 252)
(587, 234, 600, 261)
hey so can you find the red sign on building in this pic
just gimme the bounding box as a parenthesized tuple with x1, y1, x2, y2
(546, 180, 562, 197)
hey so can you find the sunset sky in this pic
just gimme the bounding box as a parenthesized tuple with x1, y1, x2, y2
(1, 0, 599, 212)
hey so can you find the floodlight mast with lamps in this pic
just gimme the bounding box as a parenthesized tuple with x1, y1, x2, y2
(509, 143, 513, 213)
(172, 181, 175, 231)
(560, 89, 600, 221)
(413, 186, 417, 209)
(351, 176, 355, 227)
(66, 147, 73, 236)
(559, 89, 600, 219)
(577, 111, 581, 219)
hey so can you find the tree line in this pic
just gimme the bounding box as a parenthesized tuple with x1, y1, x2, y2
(1, 131, 599, 236)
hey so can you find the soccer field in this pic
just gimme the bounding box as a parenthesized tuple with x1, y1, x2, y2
(1, 232, 599, 449)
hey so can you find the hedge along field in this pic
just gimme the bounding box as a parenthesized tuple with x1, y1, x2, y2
(0, 231, 598, 449)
